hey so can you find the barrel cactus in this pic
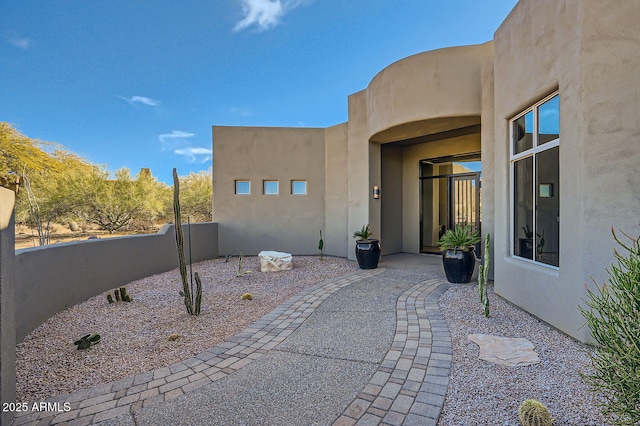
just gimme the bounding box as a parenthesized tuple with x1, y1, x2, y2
(518, 399, 553, 426)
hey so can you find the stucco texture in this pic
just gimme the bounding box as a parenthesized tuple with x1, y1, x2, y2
(493, 0, 640, 341)
(213, 126, 327, 256)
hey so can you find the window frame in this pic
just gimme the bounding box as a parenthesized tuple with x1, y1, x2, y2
(509, 91, 560, 269)
(291, 180, 307, 195)
(263, 180, 279, 195)
(235, 180, 251, 195)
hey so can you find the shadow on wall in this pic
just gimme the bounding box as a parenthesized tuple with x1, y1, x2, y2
(15, 223, 219, 342)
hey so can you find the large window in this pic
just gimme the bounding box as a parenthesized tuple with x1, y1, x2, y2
(511, 93, 559, 267)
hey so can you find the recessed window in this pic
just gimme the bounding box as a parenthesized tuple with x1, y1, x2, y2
(511, 92, 559, 267)
(263, 180, 279, 195)
(235, 180, 250, 195)
(291, 180, 307, 195)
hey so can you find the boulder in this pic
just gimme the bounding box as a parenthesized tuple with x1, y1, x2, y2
(258, 251, 293, 272)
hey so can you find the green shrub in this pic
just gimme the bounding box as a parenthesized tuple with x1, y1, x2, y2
(579, 227, 640, 425)
(437, 224, 480, 252)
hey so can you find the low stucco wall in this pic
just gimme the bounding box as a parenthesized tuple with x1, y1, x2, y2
(15, 223, 218, 342)
(1, 187, 16, 425)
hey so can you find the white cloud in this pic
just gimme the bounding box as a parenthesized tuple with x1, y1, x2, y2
(230, 106, 253, 117)
(159, 130, 195, 150)
(234, 0, 311, 32)
(174, 147, 213, 163)
(10, 37, 30, 49)
(120, 96, 160, 107)
(3, 31, 31, 49)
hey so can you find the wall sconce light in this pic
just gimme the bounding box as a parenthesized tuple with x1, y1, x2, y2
(373, 185, 380, 199)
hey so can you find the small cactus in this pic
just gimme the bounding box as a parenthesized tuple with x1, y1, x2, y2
(518, 399, 553, 426)
(120, 287, 132, 302)
(477, 233, 491, 317)
(74, 333, 101, 350)
(107, 287, 131, 303)
(241, 293, 253, 300)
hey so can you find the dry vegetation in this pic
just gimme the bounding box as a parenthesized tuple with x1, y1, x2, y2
(14, 223, 158, 250)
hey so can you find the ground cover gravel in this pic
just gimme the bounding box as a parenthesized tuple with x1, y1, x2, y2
(437, 283, 607, 425)
(17, 257, 610, 425)
(16, 256, 357, 402)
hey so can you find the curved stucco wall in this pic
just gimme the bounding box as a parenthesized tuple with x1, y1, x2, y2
(366, 43, 492, 142)
(15, 223, 218, 341)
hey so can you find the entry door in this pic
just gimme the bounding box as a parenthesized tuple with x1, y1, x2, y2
(449, 173, 481, 251)
(449, 174, 480, 234)
(419, 171, 481, 254)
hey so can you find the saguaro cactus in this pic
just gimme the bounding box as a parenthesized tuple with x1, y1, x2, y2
(173, 168, 202, 316)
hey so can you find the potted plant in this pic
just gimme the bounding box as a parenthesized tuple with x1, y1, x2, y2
(437, 224, 480, 283)
(353, 224, 381, 269)
(519, 225, 534, 259)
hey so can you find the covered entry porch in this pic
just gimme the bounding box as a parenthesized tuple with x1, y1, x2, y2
(374, 118, 484, 258)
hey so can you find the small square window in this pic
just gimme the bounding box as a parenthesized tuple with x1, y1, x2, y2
(235, 180, 250, 195)
(264, 180, 279, 195)
(292, 180, 307, 195)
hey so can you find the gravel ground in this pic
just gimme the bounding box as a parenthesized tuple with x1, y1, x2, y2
(17, 257, 611, 425)
(437, 283, 607, 426)
(16, 256, 357, 402)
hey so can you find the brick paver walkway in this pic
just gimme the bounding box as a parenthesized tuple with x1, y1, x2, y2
(334, 279, 451, 426)
(12, 268, 452, 426)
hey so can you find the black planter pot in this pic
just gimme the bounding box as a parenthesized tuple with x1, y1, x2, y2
(355, 239, 381, 269)
(442, 249, 476, 283)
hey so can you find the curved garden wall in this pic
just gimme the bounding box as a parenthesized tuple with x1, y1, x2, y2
(15, 223, 218, 341)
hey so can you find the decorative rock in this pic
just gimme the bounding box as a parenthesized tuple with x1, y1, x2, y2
(468, 334, 540, 367)
(258, 251, 293, 272)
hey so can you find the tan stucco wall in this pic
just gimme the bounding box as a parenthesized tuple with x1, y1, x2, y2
(493, 0, 640, 342)
(324, 123, 349, 257)
(380, 145, 403, 254)
(580, 0, 640, 279)
(479, 43, 495, 272)
(346, 91, 372, 260)
(213, 126, 326, 255)
(366, 44, 490, 142)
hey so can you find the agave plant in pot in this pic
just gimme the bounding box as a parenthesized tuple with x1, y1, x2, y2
(353, 224, 381, 269)
(437, 224, 480, 283)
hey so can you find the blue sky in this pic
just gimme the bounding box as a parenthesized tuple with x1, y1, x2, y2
(1, 0, 517, 184)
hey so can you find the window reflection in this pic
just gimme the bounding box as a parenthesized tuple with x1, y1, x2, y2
(538, 95, 559, 145)
(513, 111, 534, 154)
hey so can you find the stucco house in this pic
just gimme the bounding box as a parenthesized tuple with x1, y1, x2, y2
(211, 0, 640, 343)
